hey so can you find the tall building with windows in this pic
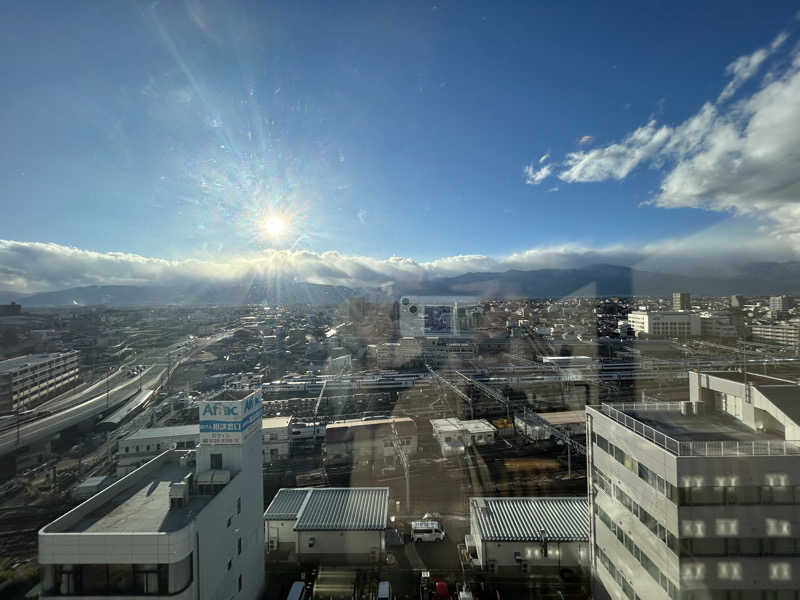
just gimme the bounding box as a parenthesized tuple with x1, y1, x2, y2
(587, 371, 800, 600)
(38, 389, 265, 599)
(627, 310, 700, 339)
(730, 295, 745, 309)
(673, 292, 691, 311)
(751, 323, 800, 346)
(0, 351, 80, 412)
(769, 296, 793, 313)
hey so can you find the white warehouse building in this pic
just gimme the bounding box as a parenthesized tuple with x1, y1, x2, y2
(264, 487, 388, 565)
(38, 389, 265, 599)
(466, 496, 589, 577)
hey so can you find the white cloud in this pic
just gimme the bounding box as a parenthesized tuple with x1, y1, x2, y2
(718, 31, 787, 102)
(357, 208, 367, 224)
(523, 162, 552, 184)
(578, 135, 593, 145)
(546, 186, 559, 192)
(539, 152, 550, 163)
(541, 29, 800, 247)
(559, 121, 672, 182)
(0, 231, 795, 293)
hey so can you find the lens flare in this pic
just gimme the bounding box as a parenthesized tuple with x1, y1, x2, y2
(263, 216, 286, 236)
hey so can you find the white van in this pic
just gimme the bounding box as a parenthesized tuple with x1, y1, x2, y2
(411, 520, 446, 542)
(286, 581, 305, 600)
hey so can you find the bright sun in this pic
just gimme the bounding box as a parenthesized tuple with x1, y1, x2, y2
(263, 216, 285, 236)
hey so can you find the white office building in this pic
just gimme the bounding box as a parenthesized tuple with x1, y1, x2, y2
(627, 310, 701, 339)
(466, 496, 589, 576)
(587, 371, 800, 600)
(430, 418, 497, 455)
(264, 487, 388, 564)
(39, 389, 265, 599)
(117, 425, 199, 476)
(262, 415, 292, 463)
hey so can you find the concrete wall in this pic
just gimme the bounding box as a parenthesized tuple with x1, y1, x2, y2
(296, 530, 384, 564)
(265, 518, 297, 552)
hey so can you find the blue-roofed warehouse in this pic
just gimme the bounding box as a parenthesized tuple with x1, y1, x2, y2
(264, 487, 388, 565)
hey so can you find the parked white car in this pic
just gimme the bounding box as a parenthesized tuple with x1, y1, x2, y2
(411, 520, 446, 542)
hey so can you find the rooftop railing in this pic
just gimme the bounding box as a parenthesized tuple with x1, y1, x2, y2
(597, 403, 800, 457)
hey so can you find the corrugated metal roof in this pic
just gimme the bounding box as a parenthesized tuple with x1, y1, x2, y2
(471, 496, 588, 542)
(294, 487, 388, 531)
(264, 488, 311, 521)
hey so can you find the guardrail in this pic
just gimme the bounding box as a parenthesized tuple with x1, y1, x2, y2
(598, 403, 800, 457)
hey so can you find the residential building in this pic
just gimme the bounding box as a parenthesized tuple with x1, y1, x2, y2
(264, 487, 388, 564)
(730, 295, 745, 309)
(466, 497, 589, 576)
(627, 310, 701, 339)
(324, 417, 417, 466)
(751, 323, 800, 346)
(262, 415, 292, 463)
(0, 351, 80, 412)
(586, 371, 800, 600)
(673, 292, 691, 311)
(0, 301, 21, 316)
(769, 295, 793, 313)
(699, 313, 737, 339)
(38, 389, 265, 599)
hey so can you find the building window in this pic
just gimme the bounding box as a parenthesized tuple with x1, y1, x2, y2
(238, 575, 242, 592)
(238, 538, 242, 555)
(210, 453, 222, 469)
(227, 560, 232, 571)
(237, 498, 241, 514)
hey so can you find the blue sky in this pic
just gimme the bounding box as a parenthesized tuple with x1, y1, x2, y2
(2, 2, 800, 291)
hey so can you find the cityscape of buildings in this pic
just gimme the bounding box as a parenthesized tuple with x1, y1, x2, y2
(0, 291, 799, 598)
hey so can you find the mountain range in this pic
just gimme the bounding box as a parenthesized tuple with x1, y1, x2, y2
(1, 263, 798, 307)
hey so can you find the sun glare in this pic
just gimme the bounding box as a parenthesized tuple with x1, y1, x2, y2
(263, 216, 286, 237)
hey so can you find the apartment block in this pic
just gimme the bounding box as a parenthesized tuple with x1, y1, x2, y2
(0, 351, 80, 412)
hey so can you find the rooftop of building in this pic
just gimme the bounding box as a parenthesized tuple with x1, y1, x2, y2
(470, 496, 589, 542)
(43, 452, 213, 535)
(0, 351, 78, 375)
(537, 410, 586, 426)
(622, 408, 774, 442)
(264, 487, 389, 531)
(207, 389, 254, 402)
(123, 424, 200, 442)
(262, 416, 292, 429)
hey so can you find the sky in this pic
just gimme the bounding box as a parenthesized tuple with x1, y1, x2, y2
(2, 1, 800, 292)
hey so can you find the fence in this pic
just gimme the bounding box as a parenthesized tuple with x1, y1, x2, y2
(598, 403, 800, 457)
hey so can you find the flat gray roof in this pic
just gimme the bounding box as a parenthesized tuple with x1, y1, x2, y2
(0, 351, 78, 375)
(67, 462, 211, 533)
(624, 410, 775, 442)
(124, 425, 199, 442)
(471, 496, 589, 542)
